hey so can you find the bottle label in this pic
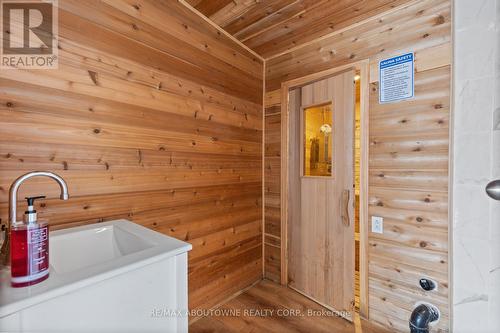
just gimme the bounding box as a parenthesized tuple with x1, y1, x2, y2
(27, 225, 49, 275)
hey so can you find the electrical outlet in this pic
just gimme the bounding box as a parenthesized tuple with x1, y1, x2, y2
(371, 216, 383, 234)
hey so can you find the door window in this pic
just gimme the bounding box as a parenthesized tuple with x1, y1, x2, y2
(303, 103, 333, 177)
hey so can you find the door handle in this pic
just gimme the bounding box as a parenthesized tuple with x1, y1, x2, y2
(341, 189, 350, 227)
(486, 179, 500, 201)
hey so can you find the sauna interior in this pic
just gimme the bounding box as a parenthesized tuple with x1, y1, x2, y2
(0, 0, 499, 332)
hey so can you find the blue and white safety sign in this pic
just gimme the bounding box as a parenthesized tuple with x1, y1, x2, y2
(379, 53, 414, 104)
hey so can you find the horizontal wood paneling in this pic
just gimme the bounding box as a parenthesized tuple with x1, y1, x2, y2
(263, 0, 451, 331)
(368, 66, 450, 332)
(246, 0, 414, 58)
(263, 110, 281, 283)
(0, 0, 263, 312)
(188, 0, 416, 58)
(264, 244, 281, 282)
(266, 0, 450, 91)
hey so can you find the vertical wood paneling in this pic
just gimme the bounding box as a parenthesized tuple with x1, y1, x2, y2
(0, 0, 263, 313)
(263, 0, 451, 331)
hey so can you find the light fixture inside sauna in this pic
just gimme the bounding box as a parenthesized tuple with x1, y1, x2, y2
(320, 123, 332, 134)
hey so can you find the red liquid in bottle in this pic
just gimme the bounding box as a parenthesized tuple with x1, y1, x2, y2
(10, 222, 49, 287)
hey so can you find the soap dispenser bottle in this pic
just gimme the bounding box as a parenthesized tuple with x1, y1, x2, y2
(11, 196, 50, 287)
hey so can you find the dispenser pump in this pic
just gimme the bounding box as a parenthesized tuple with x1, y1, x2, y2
(24, 196, 46, 224)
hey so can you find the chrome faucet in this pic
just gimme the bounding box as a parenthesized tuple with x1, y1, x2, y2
(0, 171, 69, 266)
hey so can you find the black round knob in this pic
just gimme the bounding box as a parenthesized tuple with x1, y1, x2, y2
(486, 179, 500, 201)
(419, 278, 436, 291)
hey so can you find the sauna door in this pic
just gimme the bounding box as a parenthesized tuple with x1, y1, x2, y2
(288, 71, 355, 320)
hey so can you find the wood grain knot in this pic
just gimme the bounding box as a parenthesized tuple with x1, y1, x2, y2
(435, 15, 445, 25)
(88, 71, 98, 85)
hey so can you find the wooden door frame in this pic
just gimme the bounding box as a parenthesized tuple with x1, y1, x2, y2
(279, 60, 370, 318)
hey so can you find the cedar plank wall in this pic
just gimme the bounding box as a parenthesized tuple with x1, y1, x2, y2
(0, 0, 263, 312)
(264, 0, 451, 331)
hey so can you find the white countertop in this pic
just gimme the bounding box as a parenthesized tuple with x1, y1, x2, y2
(0, 219, 191, 318)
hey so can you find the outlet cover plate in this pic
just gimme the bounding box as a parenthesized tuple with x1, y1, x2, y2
(371, 216, 384, 234)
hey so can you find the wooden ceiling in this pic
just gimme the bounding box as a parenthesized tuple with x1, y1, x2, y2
(186, 0, 413, 59)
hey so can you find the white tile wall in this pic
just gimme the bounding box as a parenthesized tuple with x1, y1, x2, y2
(489, 1, 500, 328)
(453, 0, 500, 332)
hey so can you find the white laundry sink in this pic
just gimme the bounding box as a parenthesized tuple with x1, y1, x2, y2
(0, 219, 192, 332)
(50, 222, 155, 274)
